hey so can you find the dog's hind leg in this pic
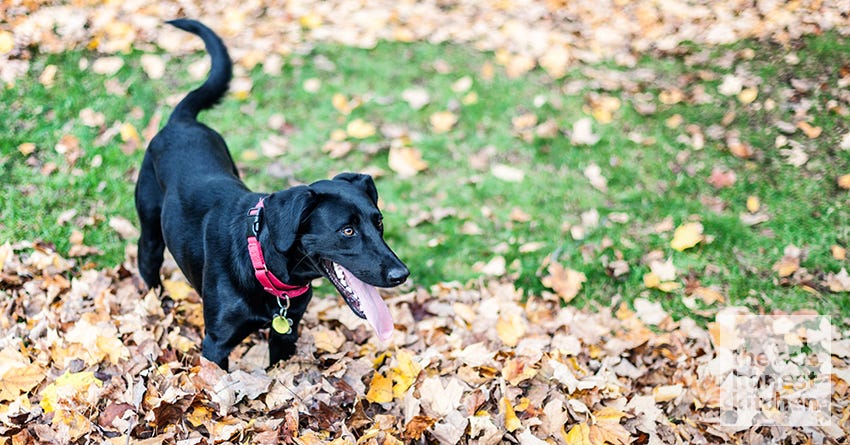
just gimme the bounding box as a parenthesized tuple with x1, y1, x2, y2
(135, 154, 166, 290)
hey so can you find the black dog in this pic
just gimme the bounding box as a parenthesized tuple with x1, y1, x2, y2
(135, 19, 409, 369)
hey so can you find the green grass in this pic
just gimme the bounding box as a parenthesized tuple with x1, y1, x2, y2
(2, 33, 849, 320)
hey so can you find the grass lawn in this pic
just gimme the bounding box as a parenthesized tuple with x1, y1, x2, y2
(2, 33, 849, 320)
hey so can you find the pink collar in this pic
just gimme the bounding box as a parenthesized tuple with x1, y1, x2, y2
(246, 197, 310, 299)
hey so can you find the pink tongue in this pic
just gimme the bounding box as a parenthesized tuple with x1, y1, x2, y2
(340, 265, 394, 341)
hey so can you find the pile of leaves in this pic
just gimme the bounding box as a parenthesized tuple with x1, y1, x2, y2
(1, 242, 848, 443)
(2, 0, 849, 85)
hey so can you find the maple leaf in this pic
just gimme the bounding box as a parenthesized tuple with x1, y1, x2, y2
(565, 408, 631, 445)
(391, 349, 422, 398)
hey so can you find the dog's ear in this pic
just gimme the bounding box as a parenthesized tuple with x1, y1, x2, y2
(266, 186, 316, 253)
(333, 172, 378, 205)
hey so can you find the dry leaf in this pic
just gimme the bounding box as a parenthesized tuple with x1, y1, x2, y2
(430, 111, 458, 133)
(541, 262, 586, 303)
(490, 164, 525, 183)
(500, 397, 522, 432)
(401, 88, 430, 110)
(838, 174, 850, 190)
(797, 121, 822, 138)
(92, 57, 124, 76)
(670, 222, 704, 251)
(496, 312, 527, 347)
(366, 372, 393, 404)
(388, 146, 428, 177)
(346, 118, 376, 139)
(570, 118, 600, 146)
(140, 54, 165, 79)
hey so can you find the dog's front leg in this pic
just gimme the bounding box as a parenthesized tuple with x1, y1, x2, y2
(200, 286, 264, 370)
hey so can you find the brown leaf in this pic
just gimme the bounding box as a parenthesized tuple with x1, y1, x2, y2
(541, 262, 586, 303)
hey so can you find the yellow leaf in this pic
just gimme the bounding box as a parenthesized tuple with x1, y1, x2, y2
(162, 279, 195, 301)
(496, 312, 526, 347)
(642, 272, 660, 289)
(119, 122, 139, 143)
(746, 195, 760, 213)
(18, 142, 36, 156)
(0, 363, 45, 401)
(365, 372, 393, 404)
(670, 222, 703, 251)
(565, 422, 592, 445)
(332, 93, 352, 114)
(655, 281, 680, 292)
(738, 87, 758, 104)
(388, 146, 428, 177)
(39, 371, 102, 413)
(299, 12, 323, 29)
(429, 111, 458, 134)
(500, 397, 522, 432)
(0, 30, 14, 55)
(346, 118, 376, 139)
(186, 405, 213, 427)
(392, 349, 421, 398)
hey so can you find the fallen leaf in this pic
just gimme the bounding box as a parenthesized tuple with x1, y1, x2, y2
(346, 118, 376, 139)
(797, 121, 822, 138)
(92, 56, 124, 76)
(708, 167, 736, 189)
(140, 54, 165, 79)
(670, 222, 704, 251)
(653, 384, 683, 402)
(832, 245, 847, 260)
(388, 146, 428, 177)
(746, 196, 760, 213)
(0, 30, 13, 55)
(496, 312, 527, 347)
(401, 88, 430, 110)
(365, 372, 393, 404)
(391, 349, 421, 398)
(491, 164, 525, 182)
(430, 111, 458, 133)
(570, 118, 600, 146)
(500, 397, 521, 432)
(838, 174, 850, 190)
(541, 262, 586, 303)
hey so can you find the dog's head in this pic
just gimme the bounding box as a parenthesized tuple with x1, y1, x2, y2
(264, 173, 409, 340)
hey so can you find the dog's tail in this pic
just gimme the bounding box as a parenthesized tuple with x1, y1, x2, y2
(167, 19, 232, 122)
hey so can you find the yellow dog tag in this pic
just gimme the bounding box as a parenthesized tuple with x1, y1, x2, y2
(272, 315, 292, 334)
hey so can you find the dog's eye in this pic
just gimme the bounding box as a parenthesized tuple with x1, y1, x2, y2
(341, 226, 356, 237)
(377, 219, 384, 232)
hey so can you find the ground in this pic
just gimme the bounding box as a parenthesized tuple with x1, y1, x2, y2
(1, 1, 849, 444)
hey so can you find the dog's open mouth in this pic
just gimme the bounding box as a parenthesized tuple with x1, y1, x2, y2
(320, 259, 394, 341)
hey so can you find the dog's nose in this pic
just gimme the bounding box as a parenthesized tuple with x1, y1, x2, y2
(386, 266, 409, 286)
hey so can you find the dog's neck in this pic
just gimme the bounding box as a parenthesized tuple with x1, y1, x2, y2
(245, 197, 320, 292)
